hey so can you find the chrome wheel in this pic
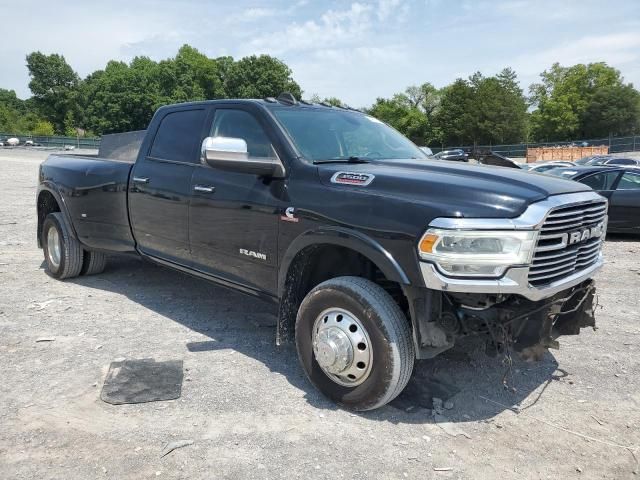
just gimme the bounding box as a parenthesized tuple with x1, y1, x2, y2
(312, 308, 373, 387)
(47, 226, 61, 269)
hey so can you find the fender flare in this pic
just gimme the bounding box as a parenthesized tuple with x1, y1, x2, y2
(37, 183, 79, 245)
(278, 226, 411, 297)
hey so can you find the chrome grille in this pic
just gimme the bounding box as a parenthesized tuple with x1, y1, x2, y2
(529, 200, 607, 287)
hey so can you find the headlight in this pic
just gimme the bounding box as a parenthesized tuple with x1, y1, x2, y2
(418, 228, 537, 278)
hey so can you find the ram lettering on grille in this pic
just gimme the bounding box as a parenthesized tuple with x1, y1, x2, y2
(529, 201, 607, 287)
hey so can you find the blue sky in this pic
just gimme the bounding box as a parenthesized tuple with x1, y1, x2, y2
(2, 0, 640, 107)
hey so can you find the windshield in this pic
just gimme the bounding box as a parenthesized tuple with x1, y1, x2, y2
(270, 108, 426, 162)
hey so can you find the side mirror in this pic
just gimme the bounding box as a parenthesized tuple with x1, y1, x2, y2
(201, 137, 284, 178)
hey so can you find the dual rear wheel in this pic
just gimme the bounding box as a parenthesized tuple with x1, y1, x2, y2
(42, 212, 107, 279)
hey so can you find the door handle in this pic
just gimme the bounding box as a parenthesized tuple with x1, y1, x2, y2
(193, 185, 215, 193)
(132, 176, 149, 184)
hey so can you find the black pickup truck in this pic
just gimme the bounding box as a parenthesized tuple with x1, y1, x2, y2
(37, 94, 607, 410)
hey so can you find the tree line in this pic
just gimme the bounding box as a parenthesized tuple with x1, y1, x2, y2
(1, 44, 639, 146)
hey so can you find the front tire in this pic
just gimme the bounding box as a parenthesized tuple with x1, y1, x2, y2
(41, 212, 84, 279)
(295, 276, 414, 411)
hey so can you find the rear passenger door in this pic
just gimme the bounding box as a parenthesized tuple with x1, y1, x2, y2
(128, 107, 207, 265)
(609, 171, 640, 232)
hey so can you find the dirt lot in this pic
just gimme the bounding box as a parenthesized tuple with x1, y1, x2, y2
(1, 148, 639, 479)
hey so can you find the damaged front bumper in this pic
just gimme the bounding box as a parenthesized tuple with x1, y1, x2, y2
(406, 279, 598, 360)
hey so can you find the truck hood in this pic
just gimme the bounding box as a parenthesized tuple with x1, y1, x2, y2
(318, 158, 591, 218)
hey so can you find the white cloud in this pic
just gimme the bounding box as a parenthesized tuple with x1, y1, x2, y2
(511, 32, 640, 84)
(376, 0, 402, 20)
(1, 0, 639, 106)
(249, 2, 375, 55)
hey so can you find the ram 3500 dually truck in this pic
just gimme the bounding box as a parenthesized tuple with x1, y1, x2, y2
(37, 94, 606, 410)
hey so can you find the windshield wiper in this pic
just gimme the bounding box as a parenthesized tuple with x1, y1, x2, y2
(313, 156, 370, 164)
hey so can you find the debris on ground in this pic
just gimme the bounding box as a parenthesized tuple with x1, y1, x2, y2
(160, 439, 194, 457)
(433, 413, 471, 439)
(35, 337, 55, 342)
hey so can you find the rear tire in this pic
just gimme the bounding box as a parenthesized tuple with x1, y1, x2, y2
(41, 212, 84, 279)
(295, 276, 414, 411)
(81, 250, 107, 275)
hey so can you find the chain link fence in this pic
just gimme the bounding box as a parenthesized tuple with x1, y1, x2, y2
(3, 132, 639, 157)
(432, 135, 640, 158)
(0, 132, 100, 149)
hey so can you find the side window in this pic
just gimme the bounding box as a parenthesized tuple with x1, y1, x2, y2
(579, 172, 620, 190)
(616, 172, 640, 190)
(608, 159, 636, 166)
(210, 109, 276, 159)
(149, 109, 206, 163)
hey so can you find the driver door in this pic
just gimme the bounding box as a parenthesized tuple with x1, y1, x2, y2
(188, 105, 285, 295)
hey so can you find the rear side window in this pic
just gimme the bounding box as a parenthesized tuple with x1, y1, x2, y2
(149, 109, 206, 163)
(617, 172, 640, 190)
(579, 171, 620, 190)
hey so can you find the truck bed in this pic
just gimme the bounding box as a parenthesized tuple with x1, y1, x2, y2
(40, 154, 136, 252)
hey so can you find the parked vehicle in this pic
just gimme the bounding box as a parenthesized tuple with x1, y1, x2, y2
(471, 149, 520, 168)
(37, 95, 605, 410)
(433, 148, 468, 162)
(593, 157, 639, 166)
(546, 165, 640, 233)
(6, 137, 19, 146)
(520, 161, 575, 173)
(419, 146, 433, 156)
(575, 155, 640, 167)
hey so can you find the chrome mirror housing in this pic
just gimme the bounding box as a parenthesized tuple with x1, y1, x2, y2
(200, 137, 285, 178)
(201, 136, 248, 162)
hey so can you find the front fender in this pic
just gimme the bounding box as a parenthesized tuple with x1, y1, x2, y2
(278, 226, 411, 296)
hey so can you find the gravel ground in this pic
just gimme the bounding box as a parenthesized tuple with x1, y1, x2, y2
(0, 148, 639, 480)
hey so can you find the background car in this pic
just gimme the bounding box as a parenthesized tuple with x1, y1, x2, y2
(520, 161, 575, 173)
(433, 148, 468, 162)
(575, 155, 640, 166)
(419, 146, 434, 156)
(546, 165, 640, 233)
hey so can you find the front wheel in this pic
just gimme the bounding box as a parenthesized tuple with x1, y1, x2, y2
(295, 276, 415, 411)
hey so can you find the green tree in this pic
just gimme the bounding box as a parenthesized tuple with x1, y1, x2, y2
(81, 60, 162, 134)
(470, 68, 528, 144)
(368, 96, 429, 145)
(173, 45, 225, 99)
(433, 69, 528, 146)
(309, 94, 344, 106)
(434, 79, 476, 145)
(26, 52, 80, 134)
(225, 55, 302, 99)
(582, 84, 640, 138)
(367, 83, 440, 145)
(529, 62, 639, 140)
(0, 88, 51, 134)
(33, 120, 55, 136)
